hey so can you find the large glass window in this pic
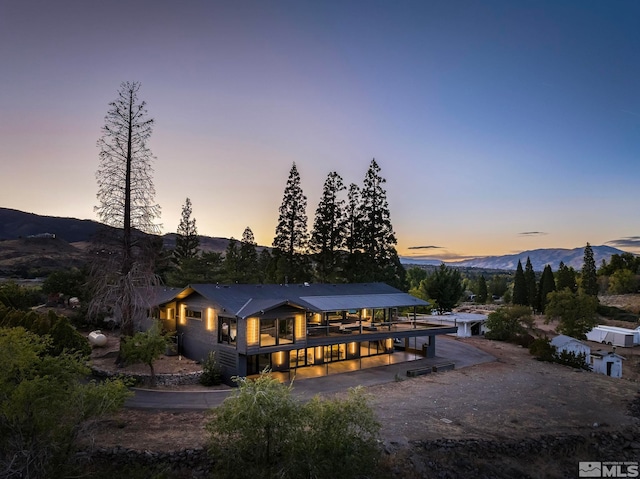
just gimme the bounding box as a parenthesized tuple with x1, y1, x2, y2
(260, 317, 295, 347)
(260, 319, 277, 346)
(219, 317, 237, 345)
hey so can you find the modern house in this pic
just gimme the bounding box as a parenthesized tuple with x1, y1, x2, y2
(152, 282, 457, 384)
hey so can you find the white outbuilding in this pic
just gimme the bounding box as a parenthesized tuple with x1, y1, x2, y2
(550, 334, 591, 357)
(427, 312, 488, 338)
(590, 350, 625, 379)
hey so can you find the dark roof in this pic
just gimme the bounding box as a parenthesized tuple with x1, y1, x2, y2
(148, 286, 185, 306)
(164, 283, 428, 318)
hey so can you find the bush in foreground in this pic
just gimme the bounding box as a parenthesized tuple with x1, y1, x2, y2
(0, 327, 131, 479)
(206, 372, 381, 479)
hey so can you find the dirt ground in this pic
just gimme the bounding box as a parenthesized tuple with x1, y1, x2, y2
(88, 333, 640, 455)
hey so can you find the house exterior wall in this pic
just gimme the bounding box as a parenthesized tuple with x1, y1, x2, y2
(175, 293, 218, 362)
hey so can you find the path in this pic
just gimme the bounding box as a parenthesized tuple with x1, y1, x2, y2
(125, 335, 496, 410)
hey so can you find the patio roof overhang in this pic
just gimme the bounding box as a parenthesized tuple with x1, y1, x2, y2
(299, 293, 429, 311)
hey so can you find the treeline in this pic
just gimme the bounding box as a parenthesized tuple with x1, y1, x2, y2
(165, 159, 406, 290)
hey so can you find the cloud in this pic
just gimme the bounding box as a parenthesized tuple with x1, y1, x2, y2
(407, 245, 442, 250)
(606, 237, 640, 249)
(519, 231, 548, 236)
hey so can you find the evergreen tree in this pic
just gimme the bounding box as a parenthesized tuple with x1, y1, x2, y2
(581, 243, 598, 297)
(238, 227, 259, 283)
(489, 275, 509, 299)
(524, 257, 537, 309)
(599, 252, 640, 276)
(556, 261, 577, 293)
(272, 163, 309, 283)
(345, 183, 363, 255)
(512, 260, 528, 306)
(358, 159, 406, 289)
(310, 172, 346, 283)
(424, 264, 464, 314)
(223, 238, 241, 283)
(344, 183, 365, 283)
(258, 249, 274, 283)
(537, 264, 556, 312)
(173, 197, 200, 264)
(406, 267, 428, 290)
(477, 275, 488, 304)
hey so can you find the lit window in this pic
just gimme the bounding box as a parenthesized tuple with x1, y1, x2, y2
(185, 309, 202, 320)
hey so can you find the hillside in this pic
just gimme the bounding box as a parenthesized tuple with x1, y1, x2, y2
(0, 237, 89, 276)
(0, 207, 101, 243)
(0, 208, 240, 277)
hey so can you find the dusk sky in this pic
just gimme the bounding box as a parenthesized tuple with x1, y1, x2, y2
(1, 1, 638, 261)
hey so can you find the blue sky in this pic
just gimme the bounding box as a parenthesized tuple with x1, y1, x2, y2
(1, 0, 638, 260)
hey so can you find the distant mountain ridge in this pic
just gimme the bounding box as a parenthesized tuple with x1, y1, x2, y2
(401, 245, 627, 272)
(0, 207, 101, 243)
(0, 207, 629, 273)
(0, 207, 232, 253)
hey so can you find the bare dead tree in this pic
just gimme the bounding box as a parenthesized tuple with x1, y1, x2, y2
(91, 81, 161, 341)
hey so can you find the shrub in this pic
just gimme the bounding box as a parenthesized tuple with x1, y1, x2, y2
(555, 350, 591, 370)
(485, 305, 533, 342)
(0, 327, 131, 479)
(200, 351, 222, 386)
(529, 337, 556, 362)
(121, 321, 172, 386)
(206, 372, 381, 479)
(529, 337, 591, 370)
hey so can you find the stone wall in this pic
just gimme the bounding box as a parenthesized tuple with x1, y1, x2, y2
(91, 367, 203, 387)
(80, 429, 640, 478)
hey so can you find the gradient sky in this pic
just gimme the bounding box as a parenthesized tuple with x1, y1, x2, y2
(1, 0, 639, 261)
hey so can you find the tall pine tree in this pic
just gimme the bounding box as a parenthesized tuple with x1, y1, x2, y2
(310, 172, 346, 283)
(223, 238, 240, 283)
(512, 260, 528, 306)
(556, 261, 577, 293)
(537, 264, 556, 313)
(524, 257, 537, 309)
(238, 227, 259, 283)
(173, 197, 200, 264)
(358, 159, 406, 289)
(272, 163, 309, 283)
(345, 183, 363, 255)
(581, 243, 599, 297)
(477, 275, 488, 304)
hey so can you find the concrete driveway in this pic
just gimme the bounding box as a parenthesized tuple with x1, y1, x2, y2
(126, 335, 495, 410)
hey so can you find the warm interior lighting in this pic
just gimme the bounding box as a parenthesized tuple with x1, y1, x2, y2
(206, 308, 215, 331)
(295, 314, 305, 340)
(247, 317, 259, 346)
(273, 351, 286, 367)
(348, 342, 357, 355)
(385, 338, 393, 351)
(315, 346, 324, 362)
(179, 304, 187, 325)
